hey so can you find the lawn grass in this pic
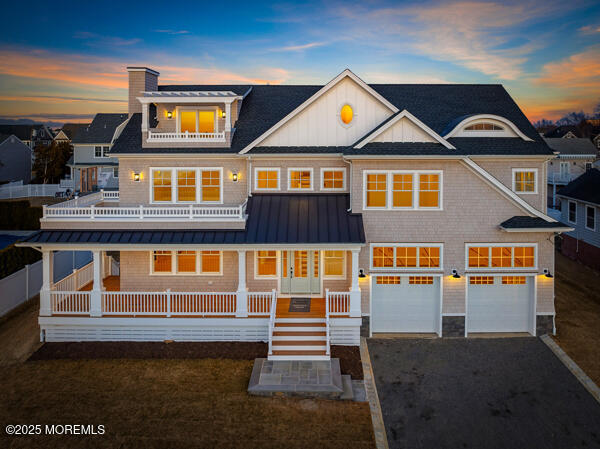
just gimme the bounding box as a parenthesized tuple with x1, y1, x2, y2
(553, 251, 600, 385)
(0, 358, 374, 448)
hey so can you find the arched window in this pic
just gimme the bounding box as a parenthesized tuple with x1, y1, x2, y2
(464, 123, 504, 131)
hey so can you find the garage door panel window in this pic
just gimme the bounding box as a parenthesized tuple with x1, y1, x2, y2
(502, 276, 526, 284)
(467, 245, 536, 270)
(376, 276, 401, 284)
(470, 276, 494, 285)
(409, 276, 434, 284)
(372, 244, 443, 270)
(364, 170, 442, 210)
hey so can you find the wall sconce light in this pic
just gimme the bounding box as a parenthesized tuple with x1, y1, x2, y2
(543, 269, 553, 278)
(358, 269, 366, 278)
(232, 172, 239, 182)
(133, 172, 141, 182)
(166, 111, 173, 119)
(221, 110, 226, 119)
(451, 269, 461, 279)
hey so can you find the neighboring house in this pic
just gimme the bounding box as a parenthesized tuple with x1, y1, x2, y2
(593, 134, 600, 151)
(544, 138, 597, 208)
(59, 123, 89, 142)
(557, 169, 600, 271)
(18, 67, 573, 360)
(52, 129, 70, 143)
(0, 134, 32, 184)
(68, 113, 128, 192)
(0, 124, 54, 149)
(544, 126, 580, 139)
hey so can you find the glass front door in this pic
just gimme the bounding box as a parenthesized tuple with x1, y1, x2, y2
(281, 250, 321, 295)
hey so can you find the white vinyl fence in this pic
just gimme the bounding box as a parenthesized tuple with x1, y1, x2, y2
(0, 251, 93, 317)
(0, 183, 67, 199)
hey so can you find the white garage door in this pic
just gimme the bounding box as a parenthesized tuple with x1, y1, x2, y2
(467, 275, 534, 333)
(372, 275, 440, 333)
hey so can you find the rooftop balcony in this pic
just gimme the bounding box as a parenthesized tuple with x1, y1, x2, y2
(42, 190, 247, 223)
(147, 130, 225, 143)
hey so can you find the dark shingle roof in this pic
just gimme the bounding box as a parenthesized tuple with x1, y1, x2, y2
(111, 83, 552, 156)
(72, 113, 128, 144)
(19, 194, 365, 246)
(499, 216, 571, 230)
(61, 123, 90, 140)
(544, 126, 581, 138)
(543, 138, 597, 156)
(0, 125, 40, 140)
(556, 168, 600, 206)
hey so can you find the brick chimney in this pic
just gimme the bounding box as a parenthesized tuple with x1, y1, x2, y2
(127, 67, 159, 116)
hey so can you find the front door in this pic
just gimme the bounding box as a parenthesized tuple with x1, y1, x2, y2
(281, 250, 321, 295)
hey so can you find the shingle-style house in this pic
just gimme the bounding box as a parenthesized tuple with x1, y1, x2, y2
(0, 134, 32, 184)
(557, 169, 600, 271)
(18, 67, 573, 360)
(67, 113, 128, 192)
(0, 124, 54, 149)
(544, 138, 597, 208)
(544, 125, 581, 139)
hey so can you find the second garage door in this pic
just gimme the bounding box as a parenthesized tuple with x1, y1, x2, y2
(371, 275, 440, 333)
(467, 275, 534, 334)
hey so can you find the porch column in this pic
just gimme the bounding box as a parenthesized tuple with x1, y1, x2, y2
(349, 249, 362, 317)
(225, 102, 232, 132)
(90, 250, 103, 317)
(236, 250, 248, 317)
(141, 103, 149, 133)
(39, 250, 53, 316)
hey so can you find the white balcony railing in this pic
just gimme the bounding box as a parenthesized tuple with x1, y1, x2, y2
(147, 130, 225, 143)
(548, 173, 576, 184)
(326, 290, 351, 316)
(43, 191, 246, 222)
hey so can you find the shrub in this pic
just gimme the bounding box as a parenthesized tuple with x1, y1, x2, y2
(0, 244, 41, 279)
(0, 200, 42, 230)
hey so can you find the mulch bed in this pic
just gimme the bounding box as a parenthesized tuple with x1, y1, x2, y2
(28, 341, 364, 379)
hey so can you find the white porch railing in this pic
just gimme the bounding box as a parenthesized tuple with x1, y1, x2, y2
(52, 261, 94, 292)
(325, 289, 331, 357)
(248, 291, 275, 315)
(50, 291, 90, 315)
(326, 290, 351, 316)
(267, 291, 277, 356)
(147, 130, 226, 142)
(101, 190, 119, 201)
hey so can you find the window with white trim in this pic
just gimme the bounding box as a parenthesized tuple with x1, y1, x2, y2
(323, 250, 345, 278)
(288, 168, 313, 190)
(255, 168, 280, 190)
(586, 205, 595, 230)
(513, 169, 537, 194)
(94, 145, 109, 158)
(466, 244, 536, 270)
(113, 167, 119, 178)
(364, 170, 442, 210)
(371, 244, 442, 270)
(178, 108, 217, 134)
(256, 250, 277, 278)
(321, 168, 346, 190)
(465, 123, 503, 131)
(568, 201, 577, 223)
(151, 168, 222, 204)
(151, 250, 222, 275)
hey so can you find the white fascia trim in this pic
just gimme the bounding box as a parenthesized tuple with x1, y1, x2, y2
(110, 115, 131, 145)
(555, 194, 600, 209)
(460, 157, 556, 222)
(137, 96, 240, 104)
(499, 226, 574, 233)
(354, 109, 455, 150)
(444, 114, 533, 141)
(239, 69, 399, 154)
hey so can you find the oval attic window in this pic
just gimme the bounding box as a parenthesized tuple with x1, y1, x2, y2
(340, 104, 353, 125)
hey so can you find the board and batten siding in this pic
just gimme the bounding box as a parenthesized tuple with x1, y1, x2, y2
(371, 116, 437, 143)
(259, 77, 393, 147)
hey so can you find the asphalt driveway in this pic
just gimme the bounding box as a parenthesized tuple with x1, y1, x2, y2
(368, 337, 600, 449)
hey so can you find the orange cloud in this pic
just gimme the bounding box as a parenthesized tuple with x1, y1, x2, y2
(535, 47, 600, 89)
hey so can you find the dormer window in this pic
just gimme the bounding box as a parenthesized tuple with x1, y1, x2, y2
(177, 108, 217, 135)
(464, 123, 504, 131)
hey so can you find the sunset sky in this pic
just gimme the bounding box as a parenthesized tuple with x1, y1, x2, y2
(1, 0, 599, 124)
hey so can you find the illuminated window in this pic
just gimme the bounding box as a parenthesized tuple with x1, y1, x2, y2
(177, 170, 196, 202)
(152, 169, 172, 202)
(294, 251, 308, 277)
(180, 110, 197, 133)
(200, 251, 221, 274)
(392, 174, 413, 208)
(201, 170, 221, 202)
(409, 276, 433, 285)
(419, 247, 440, 268)
(340, 104, 353, 125)
(153, 251, 172, 273)
(465, 123, 504, 131)
(502, 276, 526, 285)
(282, 251, 288, 277)
(289, 169, 312, 190)
(322, 169, 345, 190)
(514, 247, 535, 267)
(366, 173, 387, 207)
(256, 251, 277, 277)
(513, 170, 536, 193)
(179, 110, 215, 134)
(256, 169, 279, 190)
(198, 111, 215, 133)
(491, 247, 512, 268)
(419, 174, 440, 207)
(470, 276, 494, 285)
(468, 247, 489, 268)
(324, 251, 345, 277)
(177, 251, 196, 273)
(373, 247, 394, 268)
(376, 276, 401, 285)
(395, 247, 417, 267)
(314, 251, 319, 277)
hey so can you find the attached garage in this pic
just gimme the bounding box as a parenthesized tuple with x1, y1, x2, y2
(467, 275, 535, 334)
(371, 275, 441, 333)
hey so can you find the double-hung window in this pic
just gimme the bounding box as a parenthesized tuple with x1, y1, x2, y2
(568, 201, 577, 224)
(288, 168, 313, 190)
(94, 145, 109, 158)
(323, 250, 345, 278)
(513, 169, 537, 194)
(364, 170, 442, 210)
(586, 206, 595, 231)
(466, 244, 536, 270)
(151, 250, 222, 275)
(321, 168, 346, 190)
(371, 244, 442, 270)
(255, 168, 280, 191)
(151, 168, 222, 203)
(256, 251, 277, 278)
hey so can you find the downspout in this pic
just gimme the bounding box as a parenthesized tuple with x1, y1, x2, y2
(342, 156, 352, 212)
(247, 156, 252, 197)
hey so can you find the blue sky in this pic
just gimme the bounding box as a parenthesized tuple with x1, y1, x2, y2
(0, 0, 599, 123)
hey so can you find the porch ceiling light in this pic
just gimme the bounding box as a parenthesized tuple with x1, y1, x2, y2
(451, 269, 461, 279)
(543, 268, 553, 278)
(358, 269, 366, 278)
